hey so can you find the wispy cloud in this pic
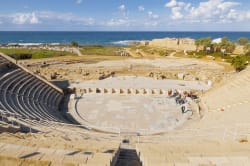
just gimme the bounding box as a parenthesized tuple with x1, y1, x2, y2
(118, 4, 126, 11)
(0, 11, 95, 26)
(76, 0, 82, 4)
(37, 11, 95, 25)
(12, 12, 40, 24)
(148, 11, 159, 19)
(106, 18, 132, 26)
(138, 5, 145, 12)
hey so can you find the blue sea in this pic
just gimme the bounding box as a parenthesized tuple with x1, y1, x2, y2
(0, 31, 250, 46)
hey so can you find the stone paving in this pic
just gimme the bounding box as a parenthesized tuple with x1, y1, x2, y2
(76, 94, 192, 133)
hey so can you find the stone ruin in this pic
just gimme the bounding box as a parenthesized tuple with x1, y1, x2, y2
(147, 38, 196, 51)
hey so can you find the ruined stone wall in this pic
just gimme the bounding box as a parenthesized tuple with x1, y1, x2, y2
(148, 38, 196, 51)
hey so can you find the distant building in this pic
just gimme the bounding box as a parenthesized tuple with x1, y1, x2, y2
(148, 38, 196, 51)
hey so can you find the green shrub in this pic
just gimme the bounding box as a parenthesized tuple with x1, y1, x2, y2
(9, 53, 32, 60)
(70, 41, 79, 47)
(231, 56, 247, 72)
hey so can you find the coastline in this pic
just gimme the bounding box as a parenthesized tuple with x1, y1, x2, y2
(0, 31, 250, 46)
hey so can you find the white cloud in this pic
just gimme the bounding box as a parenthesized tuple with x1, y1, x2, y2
(225, 9, 238, 20)
(106, 5, 134, 27)
(41, 11, 95, 25)
(12, 12, 40, 24)
(171, 7, 183, 20)
(144, 21, 159, 27)
(118, 5, 126, 11)
(184, 3, 191, 11)
(148, 11, 159, 19)
(165, 0, 186, 8)
(177, 1, 186, 7)
(188, 0, 239, 20)
(165, 0, 177, 8)
(165, 0, 247, 24)
(30, 13, 39, 24)
(246, 11, 250, 19)
(218, 1, 239, 11)
(7, 11, 95, 26)
(106, 18, 131, 26)
(76, 0, 82, 4)
(138, 5, 145, 12)
(165, 0, 189, 20)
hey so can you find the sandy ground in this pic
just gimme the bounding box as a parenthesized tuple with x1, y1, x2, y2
(23, 55, 233, 88)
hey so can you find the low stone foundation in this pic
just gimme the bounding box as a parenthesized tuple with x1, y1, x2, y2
(79, 88, 173, 95)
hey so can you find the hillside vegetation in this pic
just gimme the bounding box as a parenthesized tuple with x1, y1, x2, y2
(0, 48, 74, 59)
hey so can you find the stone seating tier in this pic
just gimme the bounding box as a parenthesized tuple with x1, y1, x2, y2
(0, 54, 67, 131)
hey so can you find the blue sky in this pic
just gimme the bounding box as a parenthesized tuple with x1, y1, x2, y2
(0, 0, 249, 31)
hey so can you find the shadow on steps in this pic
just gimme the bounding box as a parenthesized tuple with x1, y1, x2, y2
(115, 148, 142, 166)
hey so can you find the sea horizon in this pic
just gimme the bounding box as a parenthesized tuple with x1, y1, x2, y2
(1, 30, 250, 32)
(1, 31, 250, 46)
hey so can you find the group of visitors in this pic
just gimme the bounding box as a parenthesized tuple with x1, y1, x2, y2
(168, 89, 198, 114)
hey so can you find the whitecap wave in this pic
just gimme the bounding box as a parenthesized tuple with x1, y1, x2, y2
(49, 43, 60, 46)
(8, 43, 43, 46)
(110, 40, 139, 46)
(7, 42, 61, 46)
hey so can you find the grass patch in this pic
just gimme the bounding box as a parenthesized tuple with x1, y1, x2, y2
(0, 48, 74, 59)
(131, 46, 172, 56)
(80, 45, 123, 56)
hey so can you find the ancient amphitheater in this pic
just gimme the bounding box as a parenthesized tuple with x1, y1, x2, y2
(0, 52, 250, 166)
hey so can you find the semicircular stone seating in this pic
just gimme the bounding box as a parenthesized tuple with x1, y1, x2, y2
(0, 54, 68, 131)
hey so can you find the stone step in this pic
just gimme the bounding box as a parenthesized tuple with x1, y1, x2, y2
(0, 142, 118, 166)
(115, 148, 142, 166)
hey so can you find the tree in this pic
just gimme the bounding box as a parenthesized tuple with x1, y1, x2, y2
(243, 43, 250, 56)
(237, 37, 249, 46)
(221, 37, 229, 45)
(226, 42, 236, 53)
(219, 36, 235, 54)
(231, 56, 247, 72)
(70, 41, 79, 47)
(195, 37, 212, 52)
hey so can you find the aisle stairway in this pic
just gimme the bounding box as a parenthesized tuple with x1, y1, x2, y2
(115, 145, 142, 166)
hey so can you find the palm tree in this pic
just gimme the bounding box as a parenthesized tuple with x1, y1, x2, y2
(219, 37, 235, 54)
(195, 37, 212, 52)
